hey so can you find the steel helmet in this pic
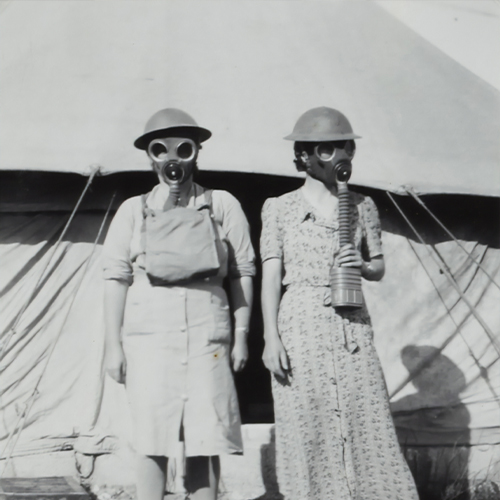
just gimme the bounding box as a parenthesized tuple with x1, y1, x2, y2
(284, 107, 361, 142)
(134, 108, 212, 150)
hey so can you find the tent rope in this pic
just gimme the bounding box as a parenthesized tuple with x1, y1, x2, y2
(0, 192, 115, 476)
(386, 191, 500, 358)
(0, 166, 101, 362)
(389, 236, 498, 403)
(406, 187, 500, 292)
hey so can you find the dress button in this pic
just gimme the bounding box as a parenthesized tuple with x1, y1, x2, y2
(181, 359, 187, 365)
(181, 394, 189, 401)
(180, 327, 186, 332)
(179, 291, 185, 297)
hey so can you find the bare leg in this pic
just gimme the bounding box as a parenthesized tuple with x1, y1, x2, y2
(185, 456, 220, 500)
(136, 454, 167, 500)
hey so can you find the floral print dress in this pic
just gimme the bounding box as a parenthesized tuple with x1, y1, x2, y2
(260, 188, 418, 500)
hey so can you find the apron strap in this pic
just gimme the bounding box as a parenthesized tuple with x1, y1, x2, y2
(141, 192, 152, 218)
(198, 188, 213, 212)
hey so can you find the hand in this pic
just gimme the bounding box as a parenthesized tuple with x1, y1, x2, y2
(231, 339, 248, 372)
(337, 244, 362, 268)
(262, 336, 290, 378)
(104, 343, 127, 384)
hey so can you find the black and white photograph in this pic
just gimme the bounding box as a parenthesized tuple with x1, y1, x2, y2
(0, 1, 499, 499)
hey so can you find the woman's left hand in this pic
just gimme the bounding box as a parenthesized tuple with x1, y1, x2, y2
(231, 339, 249, 372)
(337, 244, 362, 268)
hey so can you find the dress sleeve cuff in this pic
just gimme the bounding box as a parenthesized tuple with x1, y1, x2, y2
(103, 268, 133, 286)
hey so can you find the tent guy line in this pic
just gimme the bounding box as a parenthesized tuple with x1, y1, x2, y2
(386, 191, 500, 358)
(405, 187, 500, 292)
(389, 234, 496, 404)
(0, 191, 115, 477)
(409, 236, 500, 410)
(0, 165, 101, 362)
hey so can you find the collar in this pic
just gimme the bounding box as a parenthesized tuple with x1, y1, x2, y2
(298, 188, 314, 222)
(298, 188, 339, 229)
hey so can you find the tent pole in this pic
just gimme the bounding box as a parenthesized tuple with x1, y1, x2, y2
(386, 191, 500, 358)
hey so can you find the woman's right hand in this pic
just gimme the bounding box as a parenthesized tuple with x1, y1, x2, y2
(104, 343, 127, 384)
(262, 335, 290, 378)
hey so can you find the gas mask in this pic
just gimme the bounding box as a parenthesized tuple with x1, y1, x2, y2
(300, 140, 356, 188)
(147, 137, 198, 184)
(313, 139, 363, 310)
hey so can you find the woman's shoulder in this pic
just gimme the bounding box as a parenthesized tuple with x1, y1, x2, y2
(121, 194, 145, 205)
(208, 189, 244, 216)
(351, 191, 377, 209)
(262, 189, 302, 220)
(351, 190, 367, 203)
(206, 189, 249, 227)
(210, 188, 239, 205)
(263, 189, 301, 210)
(277, 188, 302, 202)
(350, 191, 380, 227)
(116, 194, 145, 212)
(111, 194, 148, 224)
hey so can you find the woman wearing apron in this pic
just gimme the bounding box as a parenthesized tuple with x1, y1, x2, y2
(102, 109, 255, 500)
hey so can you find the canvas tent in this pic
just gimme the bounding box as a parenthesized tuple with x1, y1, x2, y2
(1, 0, 499, 496)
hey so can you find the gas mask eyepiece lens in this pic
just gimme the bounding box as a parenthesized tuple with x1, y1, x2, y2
(148, 138, 197, 163)
(315, 142, 336, 162)
(150, 142, 168, 160)
(314, 140, 356, 163)
(177, 141, 195, 160)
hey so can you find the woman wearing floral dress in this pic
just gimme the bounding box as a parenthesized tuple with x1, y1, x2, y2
(260, 107, 418, 499)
